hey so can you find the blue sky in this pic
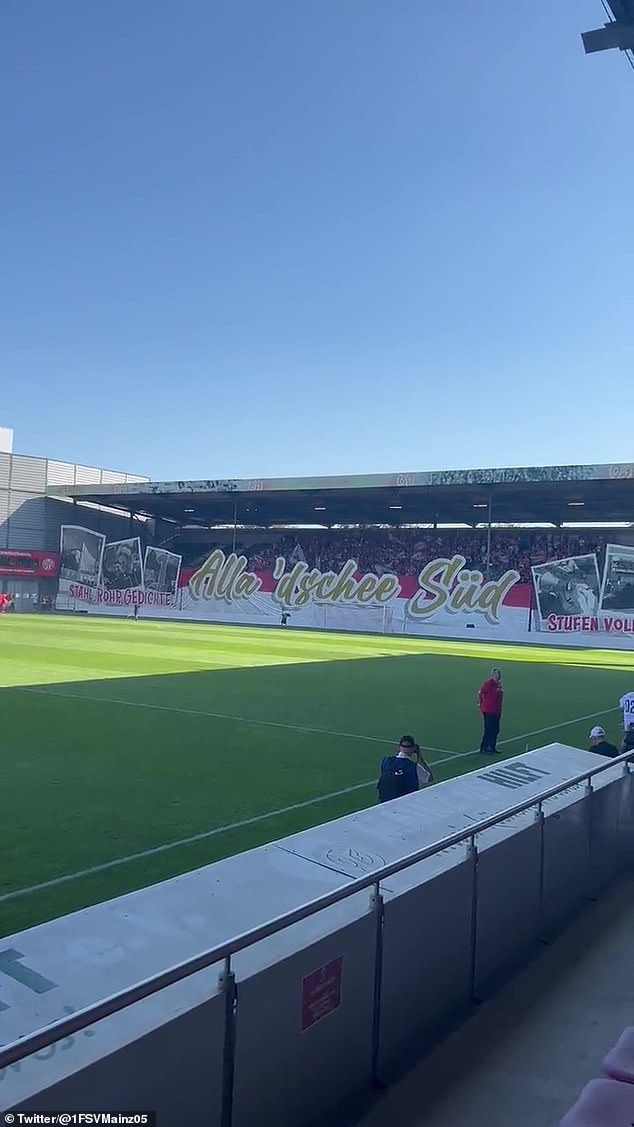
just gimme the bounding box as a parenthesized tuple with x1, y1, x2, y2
(2, 1, 633, 481)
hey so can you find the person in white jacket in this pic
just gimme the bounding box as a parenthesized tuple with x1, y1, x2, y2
(619, 691, 634, 731)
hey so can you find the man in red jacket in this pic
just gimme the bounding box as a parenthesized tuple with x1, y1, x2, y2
(478, 668, 503, 754)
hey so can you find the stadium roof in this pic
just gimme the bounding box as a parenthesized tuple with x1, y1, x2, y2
(47, 462, 634, 528)
(582, 0, 634, 54)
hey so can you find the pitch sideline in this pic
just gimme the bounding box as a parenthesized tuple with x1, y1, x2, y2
(0, 705, 618, 906)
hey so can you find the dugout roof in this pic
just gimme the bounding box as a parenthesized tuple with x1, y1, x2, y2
(46, 462, 634, 529)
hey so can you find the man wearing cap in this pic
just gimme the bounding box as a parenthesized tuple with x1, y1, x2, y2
(588, 726, 619, 758)
(377, 736, 434, 803)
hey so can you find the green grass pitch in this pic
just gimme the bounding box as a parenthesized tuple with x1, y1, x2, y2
(1, 615, 632, 937)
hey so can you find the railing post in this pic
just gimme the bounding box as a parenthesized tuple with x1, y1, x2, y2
(585, 778, 595, 900)
(219, 955, 238, 1127)
(370, 881, 386, 1089)
(467, 835, 479, 1002)
(535, 800, 546, 941)
(621, 760, 633, 872)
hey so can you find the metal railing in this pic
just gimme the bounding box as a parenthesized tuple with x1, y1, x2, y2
(1, 751, 632, 1113)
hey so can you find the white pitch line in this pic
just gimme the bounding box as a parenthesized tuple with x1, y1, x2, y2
(16, 685, 451, 756)
(0, 780, 377, 905)
(0, 705, 618, 905)
(0, 747, 469, 905)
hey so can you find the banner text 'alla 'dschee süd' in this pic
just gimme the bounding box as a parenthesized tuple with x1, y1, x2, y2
(187, 550, 520, 623)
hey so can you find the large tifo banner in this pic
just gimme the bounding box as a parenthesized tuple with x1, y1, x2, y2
(58, 526, 182, 610)
(531, 545, 634, 637)
(56, 526, 634, 646)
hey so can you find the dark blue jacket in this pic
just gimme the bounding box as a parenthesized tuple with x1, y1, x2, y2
(377, 755, 419, 802)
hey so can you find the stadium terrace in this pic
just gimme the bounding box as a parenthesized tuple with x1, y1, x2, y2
(0, 442, 633, 648)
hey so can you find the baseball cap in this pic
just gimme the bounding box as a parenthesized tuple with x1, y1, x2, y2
(589, 726, 605, 739)
(398, 735, 416, 748)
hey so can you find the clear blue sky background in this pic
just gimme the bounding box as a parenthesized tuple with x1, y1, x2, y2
(2, 1, 633, 481)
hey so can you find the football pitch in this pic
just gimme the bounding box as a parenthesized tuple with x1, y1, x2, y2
(1, 615, 633, 938)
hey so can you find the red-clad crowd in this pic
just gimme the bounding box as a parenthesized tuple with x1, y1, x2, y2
(183, 530, 608, 582)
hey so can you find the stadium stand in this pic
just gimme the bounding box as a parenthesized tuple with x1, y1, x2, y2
(178, 529, 611, 581)
(1, 451, 632, 1123)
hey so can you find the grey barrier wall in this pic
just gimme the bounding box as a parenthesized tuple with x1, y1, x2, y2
(379, 858, 473, 1068)
(475, 815, 542, 997)
(232, 913, 376, 1127)
(1, 744, 632, 1126)
(620, 770, 634, 862)
(5, 988, 227, 1126)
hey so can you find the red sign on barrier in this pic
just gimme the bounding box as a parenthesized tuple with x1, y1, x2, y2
(300, 957, 343, 1032)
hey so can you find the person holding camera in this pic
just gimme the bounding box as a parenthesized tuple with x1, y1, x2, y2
(377, 735, 434, 803)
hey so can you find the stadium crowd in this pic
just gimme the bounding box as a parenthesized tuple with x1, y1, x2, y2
(182, 530, 608, 581)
